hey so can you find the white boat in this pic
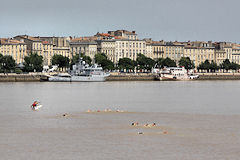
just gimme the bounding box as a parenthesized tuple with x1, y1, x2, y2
(48, 73, 72, 82)
(155, 66, 199, 81)
(31, 105, 42, 111)
(48, 58, 110, 82)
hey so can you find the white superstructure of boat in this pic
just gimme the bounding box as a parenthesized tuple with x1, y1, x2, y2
(48, 58, 110, 82)
(156, 66, 199, 80)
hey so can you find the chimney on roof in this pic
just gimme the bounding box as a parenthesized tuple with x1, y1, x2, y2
(132, 31, 136, 34)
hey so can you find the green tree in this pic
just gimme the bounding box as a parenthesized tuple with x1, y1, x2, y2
(0, 54, 3, 72)
(136, 54, 155, 71)
(100, 59, 114, 70)
(178, 57, 195, 70)
(71, 53, 92, 65)
(0, 53, 3, 62)
(23, 53, 43, 72)
(155, 58, 164, 68)
(209, 60, 219, 72)
(94, 53, 108, 64)
(220, 59, 231, 72)
(70, 54, 80, 68)
(118, 57, 135, 72)
(82, 55, 92, 65)
(161, 57, 176, 67)
(136, 54, 146, 70)
(198, 60, 211, 72)
(230, 62, 240, 71)
(51, 54, 70, 70)
(94, 53, 114, 70)
(1, 55, 16, 73)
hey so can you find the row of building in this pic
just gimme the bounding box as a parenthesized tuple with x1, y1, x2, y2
(0, 30, 240, 68)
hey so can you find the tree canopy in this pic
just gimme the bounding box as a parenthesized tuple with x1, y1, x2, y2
(162, 57, 176, 67)
(136, 54, 155, 71)
(71, 54, 92, 66)
(196, 59, 240, 72)
(209, 60, 219, 72)
(178, 57, 195, 70)
(94, 53, 114, 70)
(220, 59, 231, 71)
(197, 60, 211, 72)
(94, 53, 108, 64)
(51, 54, 70, 69)
(0, 54, 16, 73)
(155, 58, 164, 68)
(198, 60, 220, 72)
(118, 57, 135, 71)
(230, 62, 240, 70)
(23, 53, 43, 72)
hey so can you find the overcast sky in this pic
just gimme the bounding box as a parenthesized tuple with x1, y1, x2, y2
(0, 0, 239, 42)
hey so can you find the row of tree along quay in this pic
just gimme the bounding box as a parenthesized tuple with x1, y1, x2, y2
(0, 52, 240, 74)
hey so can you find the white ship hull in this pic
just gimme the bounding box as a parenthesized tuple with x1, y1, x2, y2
(48, 75, 108, 82)
(48, 57, 110, 82)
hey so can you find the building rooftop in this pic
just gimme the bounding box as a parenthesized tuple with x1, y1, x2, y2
(15, 35, 42, 42)
(69, 40, 97, 45)
(42, 41, 52, 45)
(0, 38, 25, 45)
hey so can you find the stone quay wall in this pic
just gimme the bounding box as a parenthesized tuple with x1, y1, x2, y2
(0, 73, 46, 82)
(0, 72, 240, 82)
(106, 73, 155, 81)
(198, 73, 240, 80)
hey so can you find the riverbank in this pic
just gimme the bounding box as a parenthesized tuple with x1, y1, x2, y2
(198, 73, 240, 80)
(0, 72, 240, 82)
(0, 73, 44, 82)
(106, 73, 155, 81)
(0, 73, 156, 82)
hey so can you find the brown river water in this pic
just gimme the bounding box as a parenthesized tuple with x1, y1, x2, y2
(0, 81, 240, 160)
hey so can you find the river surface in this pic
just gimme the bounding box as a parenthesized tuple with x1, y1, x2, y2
(0, 81, 240, 160)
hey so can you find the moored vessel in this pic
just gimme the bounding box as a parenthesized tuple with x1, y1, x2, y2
(155, 66, 199, 81)
(48, 58, 110, 82)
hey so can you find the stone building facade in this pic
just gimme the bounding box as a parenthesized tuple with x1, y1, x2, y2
(0, 38, 27, 64)
(69, 41, 98, 60)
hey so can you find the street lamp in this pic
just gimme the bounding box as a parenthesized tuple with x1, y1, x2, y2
(1, 62, 6, 74)
(29, 63, 33, 72)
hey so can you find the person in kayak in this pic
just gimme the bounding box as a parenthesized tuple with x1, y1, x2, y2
(32, 101, 38, 107)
